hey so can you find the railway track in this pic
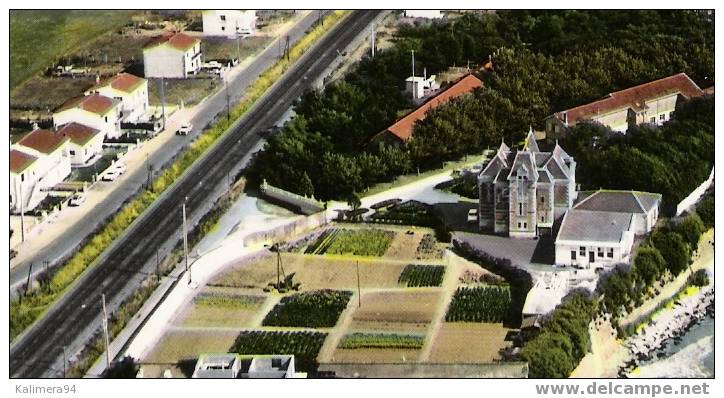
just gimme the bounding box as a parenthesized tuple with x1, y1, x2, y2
(9, 10, 380, 378)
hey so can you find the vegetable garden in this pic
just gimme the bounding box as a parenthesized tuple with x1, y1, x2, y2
(230, 331, 327, 373)
(398, 264, 445, 287)
(193, 292, 265, 309)
(262, 289, 352, 328)
(338, 332, 425, 349)
(445, 286, 511, 323)
(307, 228, 395, 256)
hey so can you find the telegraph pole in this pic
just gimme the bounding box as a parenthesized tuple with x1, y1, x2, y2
(411, 50, 416, 77)
(145, 153, 151, 189)
(24, 262, 33, 298)
(160, 77, 166, 130)
(19, 180, 25, 243)
(356, 261, 361, 307)
(183, 197, 190, 285)
(62, 345, 67, 378)
(370, 23, 376, 58)
(225, 79, 230, 120)
(102, 293, 111, 370)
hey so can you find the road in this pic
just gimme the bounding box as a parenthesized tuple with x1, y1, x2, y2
(9, 11, 320, 290)
(9, 10, 380, 378)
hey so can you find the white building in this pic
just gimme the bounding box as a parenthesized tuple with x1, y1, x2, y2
(554, 190, 661, 268)
(202, 10, 257, 37)
(143, 32, 202, 79)
(404, 10, 444, 19)
(85, 73, 148, 122)
(192, 354, 304, 378)
(56, 122, 104, 166)
(10, 130, 71, 212)
(53, 94, 122, 139)
(405, 74, 439, 100)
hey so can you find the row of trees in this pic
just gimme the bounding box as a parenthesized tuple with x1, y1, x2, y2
(247, 10, 713, 201)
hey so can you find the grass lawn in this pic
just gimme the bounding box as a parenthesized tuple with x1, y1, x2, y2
(427, 323, 512, 363)
(148, 77, 220, 107)
(10, 10, 135, 89)
(10, 75, 96, 111)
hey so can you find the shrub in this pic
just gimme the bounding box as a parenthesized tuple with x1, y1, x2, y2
(651, 231, 690, 276)
(262, 290, 352, 328)
(689, 269, 710, 287)
(696, 192, 714, 228)
(445, 286, 511, 323)
(398, 264, 445, 287)
(416, 233, 437, 255)
(674, 212, 706, 248)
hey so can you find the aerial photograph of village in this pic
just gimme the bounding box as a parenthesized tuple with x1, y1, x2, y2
(5, 4, 717, 392)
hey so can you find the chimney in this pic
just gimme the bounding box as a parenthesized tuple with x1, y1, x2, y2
(424, 67, 427, 81)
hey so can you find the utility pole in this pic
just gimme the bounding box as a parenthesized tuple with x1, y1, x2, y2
(19, 180, 25, 243)
(24, 262, 33, 298)
(284, 35, 290, 60)
(277, 250, 281, 288)
(146, 153, 151, 189)
(370, 23, 376, 58)
(183, 197, 190, 285)
(225, 79, 230, 120)
(102, 293, 111, 371)
(236, 35, 241, 64)
(411, 50, 416, 78)
(62, 345, 67, 378)
(356, 261, 361, 307)
(156, 249, 160, 282)
(160, 77, 166, 130)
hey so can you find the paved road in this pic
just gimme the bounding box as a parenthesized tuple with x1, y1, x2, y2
(9, 11, 320, 290)
(9, 10, 380, 378)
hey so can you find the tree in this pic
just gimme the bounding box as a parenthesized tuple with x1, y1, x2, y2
(696, 193, 714, 228)
(651, 231, 690, 276)
(632, 246, 666, 287)
(675, 212, 706, 248)
(347, 192, 361, 211)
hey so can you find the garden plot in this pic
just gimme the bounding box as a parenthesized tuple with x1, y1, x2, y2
(445, 286, 511, 323)
(332, 330, 425, 363)
(176, 288, 267, 328)
(262, 290, 352, 328)
(306, 228, 395, 256)
(230, 330, 327, 373)
(427, 323, 513, 363)
(144, 329, 240, 365)
(329, 347, 421, 363)
(211, 254, 407, 290)
(350, 291, 440, 332)
(398, 264, 446, 287)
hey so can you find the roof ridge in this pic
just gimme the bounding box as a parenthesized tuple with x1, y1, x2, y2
(630, 190, 647, 213)
(573, 189, 599, 209)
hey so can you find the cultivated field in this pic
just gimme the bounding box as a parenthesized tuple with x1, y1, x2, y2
(427, 323, 513, 363)
(176, 287, 267, 328)
(329, 347, 421, 363)
(350, 291, 440, 332)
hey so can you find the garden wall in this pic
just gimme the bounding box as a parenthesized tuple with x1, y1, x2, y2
(318, 362, 529, 378)
(243, 211, 329, 247)
(676, 166, 714, 216)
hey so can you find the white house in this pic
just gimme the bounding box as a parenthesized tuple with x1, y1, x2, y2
(546, 73, 706, 137)
(405, 74, 439, 100)
(192, 354, 302, 378)
(85, 73, 148, 122)
(404, 10, 444, 19)
(10, 130, 72, 212)
(143, 32, 202, 79)
(56, 122, 104, 166)
(554, 190, 661, 268)
(202, 10, 257, 37)
(53, 94, 122, 139)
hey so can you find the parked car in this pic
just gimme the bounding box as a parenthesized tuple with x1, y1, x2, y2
(69, 193, 86, 207)
(101, 163, 126, 181)
(467, 208, 478, 223)
(176, 122, 193, 136)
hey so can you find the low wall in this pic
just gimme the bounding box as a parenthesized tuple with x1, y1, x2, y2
(259, 180, 325, 215)
(676, 166, 714, 216)
(318, 362, 529, 378)
(243, 211, 329, 247)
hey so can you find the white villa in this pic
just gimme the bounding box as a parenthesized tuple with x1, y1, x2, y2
(143, 32, 202, 79)
(85, 73, 149, 122)
(10, 130, 71, 212)
(53, 94, 122, 139)
(56, 122, 104, 166)
(554, 190, 662, 268)
(545, 73, 706, 137)
(202, 10, 257, 37)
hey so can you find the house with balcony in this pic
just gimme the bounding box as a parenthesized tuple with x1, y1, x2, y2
(143, 32, 202, 79)
(85, 73, 149, 122)
(53, 94, 122, 139)
(202, 10, 257, 37)
(477, 129, 577, 238)
(10, 130, 71, 212)
(554, 190, 661, 268)
(545, 73, 706, 138)
(56, 122, 104, 166)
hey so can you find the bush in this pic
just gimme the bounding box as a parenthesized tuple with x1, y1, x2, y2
(651, 231, 690, 276)
(262, 290, 352, 328)
(398, 264, 445, 287)
(689, 269, 710, 287)
(696, 193, 714, 228)
(416, 233, 438, 255)
(674, 212, 706, 248)
(338, 332, 425, 349)
(230, 331, 327, 373)
(445, 286, 511, 323)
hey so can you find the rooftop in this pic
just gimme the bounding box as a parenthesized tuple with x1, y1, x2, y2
(10, 149, 38, 174)
(92, 73, 146, 93)
(144, 32, 200, 52)
(574, 190, 662, 214)
(381, 74, 483, 142)
(556, 209, 633, 243)
(16, 129, 69, 154)
(57, 122, 102, 146)
(56, 94, 119, 115)
(554, 73, 705, 125)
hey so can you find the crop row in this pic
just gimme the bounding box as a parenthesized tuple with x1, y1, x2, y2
(338, 332, 425, 349)
(323, 229, 395, 256)
(262, 289, 353, 328)
(398, 264, 445, 287)
(230, 330, 327, 373)
(445, 286, 511, 323)
(305, 228, 340, 255)
(193, 292, 266, 309)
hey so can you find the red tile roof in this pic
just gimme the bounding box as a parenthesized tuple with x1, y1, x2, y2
(10, 149, 38, 174)
(555, 73, 705, 125)
(144, 32, 199, 52)
(16, 129, 69, 154)
(57, 122, 102, 146)
(381, 74, 483, 142)
(93, 73, 145, 93)
(56, 94, 117, 115)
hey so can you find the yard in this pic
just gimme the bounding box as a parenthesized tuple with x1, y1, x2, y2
(68, 146, 126, 182)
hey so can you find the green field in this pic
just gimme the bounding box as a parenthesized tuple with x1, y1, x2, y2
(10, 10, 135, 89)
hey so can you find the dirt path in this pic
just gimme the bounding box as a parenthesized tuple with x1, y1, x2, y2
(418, 250, 464, 361)
(317, 291, 360, 362)
(249, 295, 281, 328)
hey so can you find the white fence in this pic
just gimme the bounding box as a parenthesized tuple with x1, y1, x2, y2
(676, 166, 714, 216)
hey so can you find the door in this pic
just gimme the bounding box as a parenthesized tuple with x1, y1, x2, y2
(589, 251, 595, 264)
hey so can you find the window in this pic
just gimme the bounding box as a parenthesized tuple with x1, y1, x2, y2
(20, 173, 25, 182)
(669, 111, 674, 119)
(517, 222, 521, 229)
(598, 247, 604, 258)
(221, 26, 225, 31)
(105, 116, 108, 122)
(607, 248, 614, 258)
(571, 251, 576, 260)
(523, 222, 527, 229)
(519, 203, 523, 216)
(69, 150, 75, 155)
(579, 246, 585, 256)
(541, 215, 545, 222)
(659, 114, 666, 121)
(649, 117, 656, 123)
(220, 15, 226, 21)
